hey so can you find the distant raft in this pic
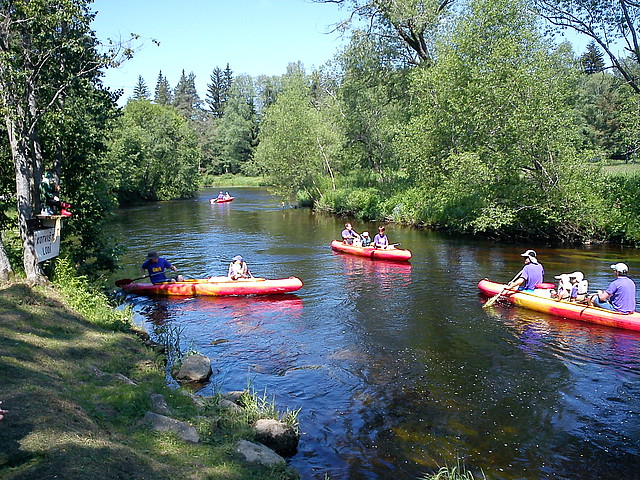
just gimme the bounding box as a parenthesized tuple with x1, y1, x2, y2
(478, 279, 640, 332)
(330, 240, 411, 262)
(121, 276, 303, 297)
(210, 196, 234, 204)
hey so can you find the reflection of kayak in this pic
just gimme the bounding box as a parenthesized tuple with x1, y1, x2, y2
(478, 279, 640, 332)
(210, 196, 234, 204)
(122, 276, 303, 297)
(330, 240, 411, 262)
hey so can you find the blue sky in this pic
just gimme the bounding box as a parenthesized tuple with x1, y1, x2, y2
(91, 0, 348, 101)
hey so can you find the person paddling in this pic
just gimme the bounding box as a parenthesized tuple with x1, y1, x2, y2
(141, 251, 183, 284)
(588, 262, 636, 313)
(228, 255, 253, 280)
(506, 249, 544, 292)
(373, 226, 392, 249)
(341, 223, 360, 245)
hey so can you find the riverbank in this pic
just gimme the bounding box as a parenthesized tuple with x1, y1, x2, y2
(0, 280, 298, 480)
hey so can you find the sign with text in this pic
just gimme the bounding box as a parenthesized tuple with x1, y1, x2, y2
(34, 227, 60, 262)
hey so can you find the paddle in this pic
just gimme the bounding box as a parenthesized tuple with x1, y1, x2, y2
(483, 270, 523, 308)
(115, 272, 177, 287)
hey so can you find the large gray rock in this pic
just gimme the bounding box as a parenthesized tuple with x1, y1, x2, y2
(253, 418, 299, 457)
(235, 439, 286, 467)
(142, 411, 200, 443)
(175, 354, 212, 382)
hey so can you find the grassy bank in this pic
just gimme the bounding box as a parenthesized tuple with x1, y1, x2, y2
(0, 277, 298, 480)
(202, 174, 268, 188)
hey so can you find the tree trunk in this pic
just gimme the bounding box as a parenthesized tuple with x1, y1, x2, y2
(0, 232, 13, 282)
(4, 112, 46, 284)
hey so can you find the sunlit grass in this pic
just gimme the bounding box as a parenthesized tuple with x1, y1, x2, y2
(203, 174, 268, 187)
(422, 463, 486, 480)
(602, 162, 640, 176)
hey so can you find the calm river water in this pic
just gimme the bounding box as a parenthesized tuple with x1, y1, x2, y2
(110, 187, 640, 480)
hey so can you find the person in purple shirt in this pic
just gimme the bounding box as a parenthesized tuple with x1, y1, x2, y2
(341, 223, 360, 245)
(507, 249, 544, 292)
(589, 262, 636, 314)
(141, 251, 183, 284)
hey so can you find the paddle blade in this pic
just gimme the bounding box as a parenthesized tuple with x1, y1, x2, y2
(115, 278, 133, 287)
(483, 293, 500, 308)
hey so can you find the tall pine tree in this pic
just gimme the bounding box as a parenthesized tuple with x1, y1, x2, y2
(206, 64, 233, 117)
(132, 75, 149, 100)
(173, 70, 201, 117)
(206, 67, 225, 116)
(581, 41, 605, 74)
(154, 71, 172, 105)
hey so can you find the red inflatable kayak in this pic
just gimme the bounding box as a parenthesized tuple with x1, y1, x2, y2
(478, 279, 640, 332)
(210, 196, 234, 204)
(330, 240, 411, 262)
(121, 276, 303, 297)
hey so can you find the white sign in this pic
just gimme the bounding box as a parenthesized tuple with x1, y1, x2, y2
(34, 227, 60, 262)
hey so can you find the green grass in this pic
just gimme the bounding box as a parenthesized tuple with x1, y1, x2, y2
(422, 464, 486, 480)
(0, 276, 299, 480)
(602, 162, 640, 176)
(202, 174, 269, 187)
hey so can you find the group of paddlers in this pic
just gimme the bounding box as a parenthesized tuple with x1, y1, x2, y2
(504, 249, 637, 314)
(341, 223, 395, 249)
(140, 251, 252, 284)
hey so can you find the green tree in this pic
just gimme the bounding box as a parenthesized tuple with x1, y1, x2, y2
(0, 0, 121, 283)
(173, 69, 201, 117)
(575, 71, 626, 160)
(316, 0, 454, 66)
(132, 75, 149, 100)
(399, 0, 606, 241)
(213, 75, 259, 174)
(154, 70, 172, 105)
(581, 41, 605, 74)
(206, 67, 226, 117)
(254, 70, 342, 200)
(43, 79, 122, 276)
(337, 30, 412, 181)
(107, 100, 201, 203)
(534, 0, 640, 94)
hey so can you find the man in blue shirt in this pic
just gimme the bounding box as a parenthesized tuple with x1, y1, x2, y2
(508, 249, 544, 292)
(141, 251, 183, 284)
(589, 262, 636, 314)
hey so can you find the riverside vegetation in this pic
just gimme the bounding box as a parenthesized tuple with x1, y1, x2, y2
(4, 0, 640, 285)
(0, 259, 299, 480)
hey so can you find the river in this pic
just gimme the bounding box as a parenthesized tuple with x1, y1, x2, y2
(110, 187, 640, 480)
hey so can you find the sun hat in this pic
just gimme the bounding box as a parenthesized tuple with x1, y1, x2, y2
(611, 262, 629, 273)
(146, 251, 159, 259)
(520, 249, 538, 264)
(233, 255, 243, 262)
(362, 231, 369, 236)
(569, 271, 584, 282)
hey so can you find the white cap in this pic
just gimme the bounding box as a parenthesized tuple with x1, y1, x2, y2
(569, 271, 584, 282)
(611, 262, 629, 273)
(520, 249, 538, 264)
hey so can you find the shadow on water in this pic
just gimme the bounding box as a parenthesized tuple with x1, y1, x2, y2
(112, 187, 640, 480)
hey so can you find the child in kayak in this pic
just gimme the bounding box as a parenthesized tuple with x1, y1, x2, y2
(228, 255, 253, 280)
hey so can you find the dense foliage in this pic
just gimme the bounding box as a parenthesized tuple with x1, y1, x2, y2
(107, 100, 200, 203)
(4, 0, 640, 284)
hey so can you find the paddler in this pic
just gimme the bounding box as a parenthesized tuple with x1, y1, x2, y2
(588, 262, 636, 313)
(141, 251, 184, 284)
(228, 255, 253, 280)
(341, 223, 360, 245)
(505, 249, 544, 292)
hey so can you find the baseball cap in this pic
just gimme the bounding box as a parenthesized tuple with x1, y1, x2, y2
(611, 262, 629, 273)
